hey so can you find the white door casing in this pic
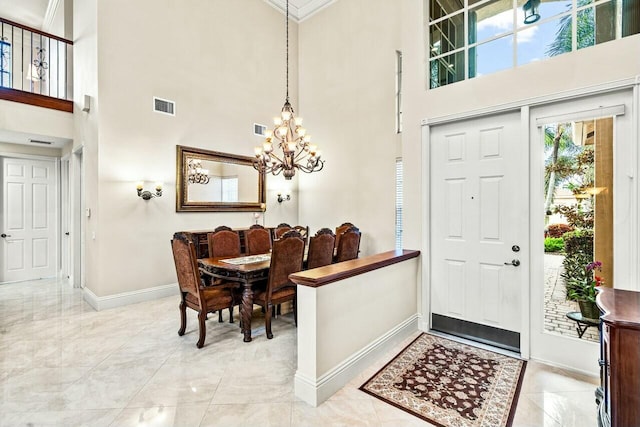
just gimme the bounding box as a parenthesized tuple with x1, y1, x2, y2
(1, 157, 57, 282)
(529, 90, 634, 375)
(430, 111, 527, 335)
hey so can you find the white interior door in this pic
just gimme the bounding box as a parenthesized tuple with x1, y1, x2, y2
(430, 111, 528, 348)
(1, 157, 57, 282)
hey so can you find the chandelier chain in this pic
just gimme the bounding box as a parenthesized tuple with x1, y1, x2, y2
(251, 0, 324, 180)
(286, 0, 289, 102)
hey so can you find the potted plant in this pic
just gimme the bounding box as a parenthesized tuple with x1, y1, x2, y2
(565, 260, 604, 320)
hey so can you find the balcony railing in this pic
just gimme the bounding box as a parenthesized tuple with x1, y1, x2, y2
(0, 17, 73, 112)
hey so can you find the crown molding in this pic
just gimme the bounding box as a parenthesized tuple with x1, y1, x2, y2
(264, 0, 336, 22)
(42, 0, 61, 33)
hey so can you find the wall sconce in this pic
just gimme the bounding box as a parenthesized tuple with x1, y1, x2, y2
(277, 192, 291, 203)
(137, 182, 163, 200)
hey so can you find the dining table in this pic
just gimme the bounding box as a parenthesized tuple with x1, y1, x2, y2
(198, 253, 272, 342)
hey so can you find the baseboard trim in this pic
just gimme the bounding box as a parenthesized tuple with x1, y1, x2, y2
(530, 356, 599, 378)
(83, 283, 177, 311)
(294, 314, 419, 406)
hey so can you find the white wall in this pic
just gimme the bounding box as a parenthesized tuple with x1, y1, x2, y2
(0, 100, 74, 141)
(298, 0, 403, 256)
(83, 0, 301, 297)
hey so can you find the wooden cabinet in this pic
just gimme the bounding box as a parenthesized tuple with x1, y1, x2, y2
(596, 287, 640, 427)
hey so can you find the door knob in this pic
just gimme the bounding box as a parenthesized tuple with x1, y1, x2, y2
(65, 232, 70, 236)
(1, 233, 10, 238)
(504, 259, 520, 267)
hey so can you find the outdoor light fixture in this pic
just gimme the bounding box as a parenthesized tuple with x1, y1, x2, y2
(252, 0, 324, 180)
(137, 182, 163, 200)
(523, 0, 541, 24)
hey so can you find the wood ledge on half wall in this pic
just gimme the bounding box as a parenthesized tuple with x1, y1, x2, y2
(289, 249, 420, 288)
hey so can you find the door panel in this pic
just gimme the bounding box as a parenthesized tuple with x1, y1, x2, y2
(431, 112, 525, 339)
(1, 157, 57, 282)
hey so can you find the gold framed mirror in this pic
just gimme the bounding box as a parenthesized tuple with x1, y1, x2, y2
(176, 145, 266, 212)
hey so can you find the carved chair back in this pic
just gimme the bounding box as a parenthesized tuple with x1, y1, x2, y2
(274, 223, 292, 239)
(246, 227, 272, 255)
(334, 226, 361, 263)
(335, 222, 355, 249)
(208, 229, 241, 258)
(307, 228, 335, 269)
(293, 225, 310, 244)
(171, 234, 202, 307)
(266, 230, 305, 301)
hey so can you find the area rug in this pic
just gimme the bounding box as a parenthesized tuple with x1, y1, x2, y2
(359, 333, 527, 427)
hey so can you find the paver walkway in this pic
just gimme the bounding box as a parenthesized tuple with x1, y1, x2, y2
(544, 254, 599, 342)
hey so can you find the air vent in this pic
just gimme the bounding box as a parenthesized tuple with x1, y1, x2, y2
(29, 139, 53, 145)
(153, 97, 175, 116)
(254, 123, 267, 136)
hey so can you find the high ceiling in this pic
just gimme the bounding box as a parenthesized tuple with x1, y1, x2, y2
(0, 0, 49, 29)
(0, 0, 336, 30)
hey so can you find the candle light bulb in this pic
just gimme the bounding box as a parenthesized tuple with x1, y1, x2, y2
(297, 128, 306, 137)
(294, 117, 303, 126)
(265, 130, 273, 138)
(254, 147, 263, 156)
(277, 126, 288, 137)
(136, 181, 144, 190)
(274, 117, 283, 126)
(303, 135, 311, 143)
(281, 110, 292, 121)
(155, 182, 163, 191)
(263, 142, 273, 153)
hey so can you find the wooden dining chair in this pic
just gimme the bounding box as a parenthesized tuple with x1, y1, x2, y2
(171, 234, 238, 348)
(306, 228, 335, 269)
(207, 226, 241, 258)
(293, 225, 310, 245)
(335, 222, 355, 250)
(334, 226, 361, 263)
(274, 223, 292, 239)
(246, 224, 272, 255)
(252, 230, 305, 339)
(206, 226, 242, 322)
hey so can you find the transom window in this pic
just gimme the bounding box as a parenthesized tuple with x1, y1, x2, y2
(427, 0, 639, 88)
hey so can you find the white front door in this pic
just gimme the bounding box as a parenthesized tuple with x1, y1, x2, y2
(1, 157, 57, 282)
(430, 111, 528, 349)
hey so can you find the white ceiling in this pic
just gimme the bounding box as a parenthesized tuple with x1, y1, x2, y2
(0, 0, 49, 29)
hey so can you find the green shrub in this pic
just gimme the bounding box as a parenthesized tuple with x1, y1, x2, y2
(544, 237, 564, 252)
(562, 229, 594, 300)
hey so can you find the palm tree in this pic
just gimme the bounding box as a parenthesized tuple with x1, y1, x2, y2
(543, 123, 580, 216)
(547, 0, 595, 57)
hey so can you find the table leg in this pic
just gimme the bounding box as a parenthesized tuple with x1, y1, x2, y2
(577, 323, 588, 338)
(241, 283, 254, 342)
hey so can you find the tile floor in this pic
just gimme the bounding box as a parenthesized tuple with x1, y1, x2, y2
(0, 278, 600, 426)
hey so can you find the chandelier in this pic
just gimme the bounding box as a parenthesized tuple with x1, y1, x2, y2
(187, 159, 210, 184)
(253, 0, 324, 180)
